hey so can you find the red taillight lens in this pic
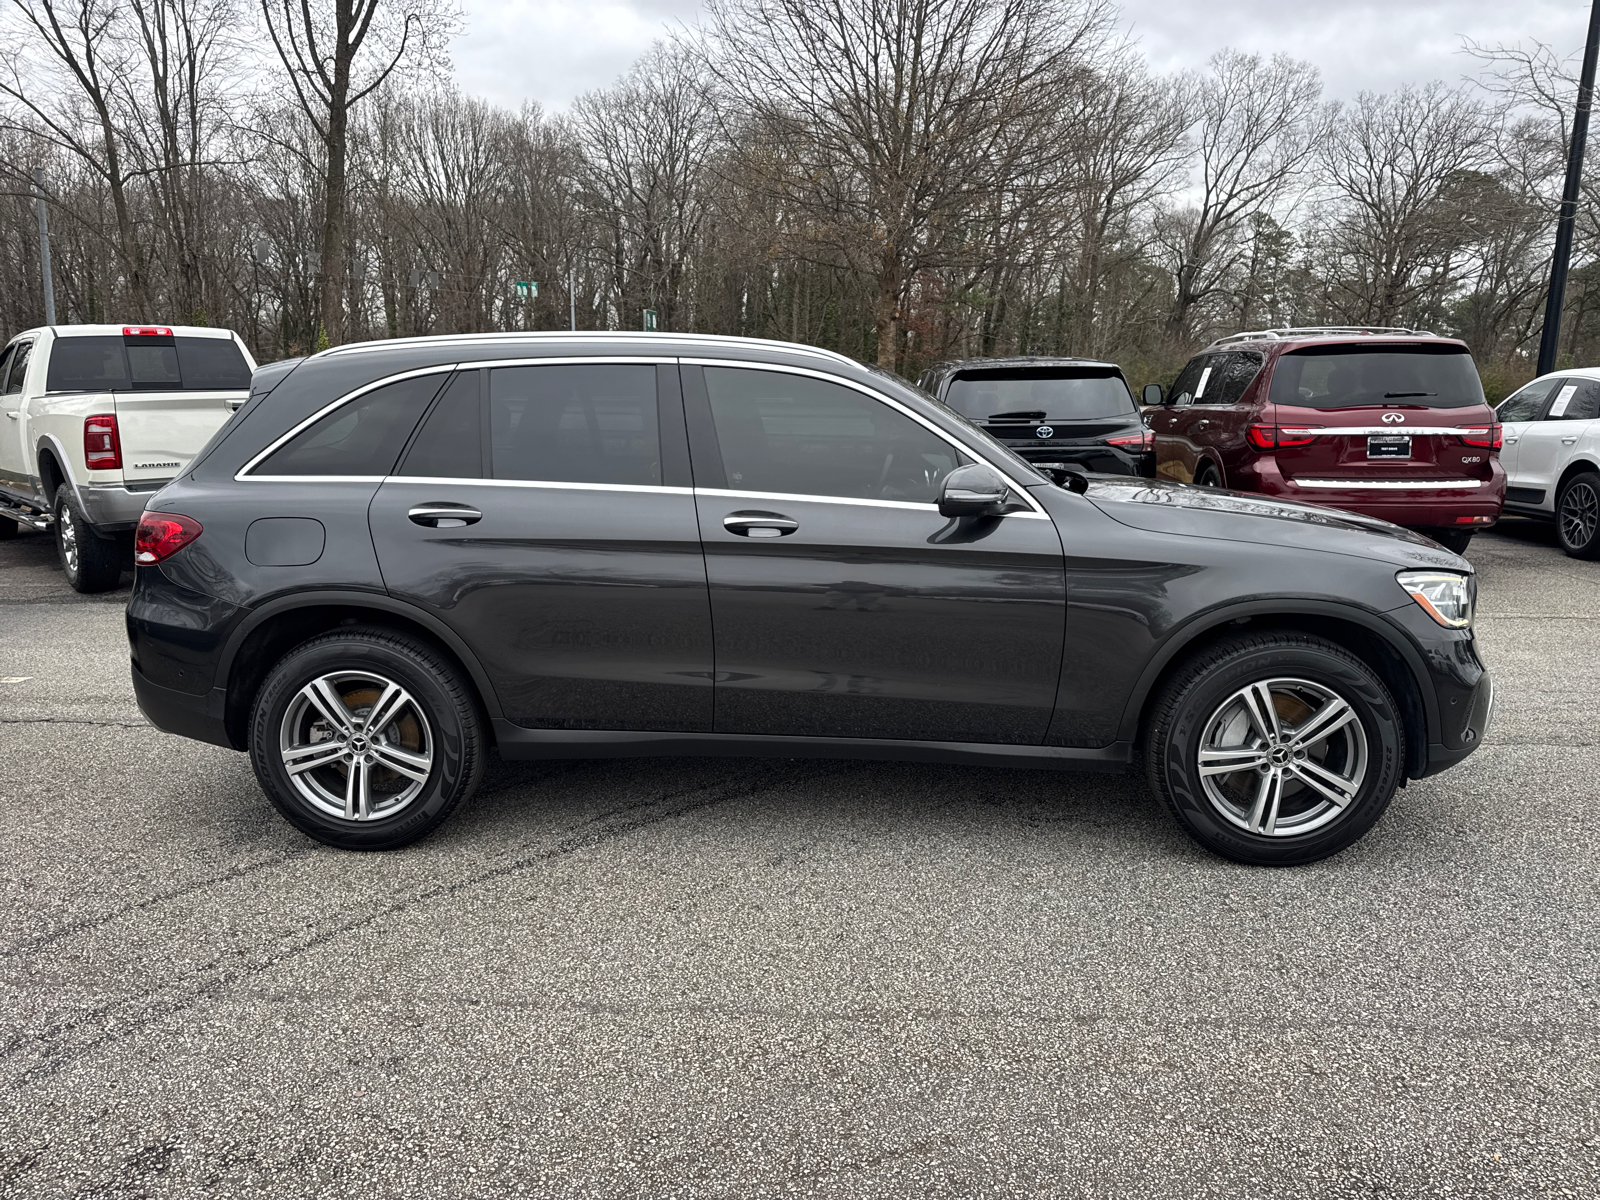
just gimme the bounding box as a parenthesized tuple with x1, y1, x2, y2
(134, 513, 202, 564)
(123, 325, 173, 337)
(1105, 429, 1154, 450)
(83, 414, 122, 470)
(1459, 424, 1502, 450)
(1247, 424, 1319, 450)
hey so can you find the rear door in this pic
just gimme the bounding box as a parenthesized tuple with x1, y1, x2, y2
(1262, 343, 1496, 486)
(369, 359, 714, 732)
(1514, 377, 1600, 510)
(1495, 377, 1561, 497)
(683, 361, 1065, 744)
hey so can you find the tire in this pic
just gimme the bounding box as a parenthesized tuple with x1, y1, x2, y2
(1425, 528, 1473, 555)
(1555, 471, 1600, 559)
(0, 515, 17, 539)
(1144, 633, 1404, 866)
(53, 484, 124, 592)
(1193, 462, 1222, 488)
(248, 627, 486, 850)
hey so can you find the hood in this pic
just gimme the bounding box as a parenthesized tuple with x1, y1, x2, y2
(1079, 476, 1473, 572)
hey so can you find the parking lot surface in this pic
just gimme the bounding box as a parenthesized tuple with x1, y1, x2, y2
(1, 521, 1596, 1198)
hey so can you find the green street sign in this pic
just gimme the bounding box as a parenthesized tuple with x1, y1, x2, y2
(514, 280, 538, 298)
(643, 308, 658, 332)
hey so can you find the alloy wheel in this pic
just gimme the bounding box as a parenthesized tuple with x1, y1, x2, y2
(1197, 677, 1368, 837)
(57, 503, 78, 575)
(278, 671, 434, 821)
(1560, 480, 1599, 550)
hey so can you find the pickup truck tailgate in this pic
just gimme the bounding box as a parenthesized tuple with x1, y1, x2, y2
(115, 390, 237, 484)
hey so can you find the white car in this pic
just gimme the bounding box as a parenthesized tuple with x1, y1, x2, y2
(1495, 367, 1600, 558)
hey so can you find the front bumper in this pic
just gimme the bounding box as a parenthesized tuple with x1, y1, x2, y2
(1381, 601, 1495, 779)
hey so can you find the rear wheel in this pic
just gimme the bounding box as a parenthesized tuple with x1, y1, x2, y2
(248, 628, 486, 850)
(0, 515, 17, 539)
(1145, 633, 1404, 866)
(1425, 528, 1473, 555)
(1555, 471, 1600, 559)
(1193, 462, 1222, 488)
(53, 485, 124, 592)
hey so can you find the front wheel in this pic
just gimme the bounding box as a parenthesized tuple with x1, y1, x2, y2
(1424, 528, 1473, 555)
(1556, 471, 1600, 559)
(1145, 633, 1404, 866)
(248, 628, 486, 850)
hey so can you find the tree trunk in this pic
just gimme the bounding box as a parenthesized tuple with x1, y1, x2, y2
(319, 95, 350, 345)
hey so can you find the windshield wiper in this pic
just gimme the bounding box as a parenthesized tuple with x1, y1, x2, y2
(986, 410, 1048, 420)
(1384, 392, 1437, 398)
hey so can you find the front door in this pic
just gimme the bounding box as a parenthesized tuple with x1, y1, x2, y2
(370, 361, 714, 732)
(1495, 377, 1561, 495)
(0, 341, 32, 488)
(682, 362, 1065, 744)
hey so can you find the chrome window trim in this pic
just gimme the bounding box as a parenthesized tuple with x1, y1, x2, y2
(1289, 478, 1486, 490)
(696, 486, 1048, 518)
(681, 357, 1048, 516)
(236, 363, 459, 480)
(244, 474, 390, 484)
(383, 476, 691, 495)
(451, 355, 679, 371)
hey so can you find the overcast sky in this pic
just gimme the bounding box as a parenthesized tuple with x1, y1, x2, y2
(450, 0, 1590, 113)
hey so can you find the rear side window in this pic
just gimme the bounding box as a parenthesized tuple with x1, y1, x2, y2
(45, 334, 250, 391)
(943, 368, 1135, 421)
(1496, 379, 1558, 423)
(1269, 345, 1486, 410)
(398, 371, 483, 478)
(489, 364, 659, 486)
(253, 373, 448, 476)
(1207, 352, 1263, 405)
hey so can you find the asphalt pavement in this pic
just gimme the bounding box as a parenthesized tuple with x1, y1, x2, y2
(1, 519, 1596, 1198)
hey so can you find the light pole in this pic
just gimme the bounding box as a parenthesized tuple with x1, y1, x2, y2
(34, 168, 56, 326)
(1537, 0, 1600, 376)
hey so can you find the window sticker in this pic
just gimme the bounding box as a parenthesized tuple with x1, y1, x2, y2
(1550, 384, 1579, 417)
(1194, 366, 1212, 401)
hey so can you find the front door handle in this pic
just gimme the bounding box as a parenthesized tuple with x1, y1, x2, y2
(4, 411, 17, 420)
(723, 510, 798, 538)
(408, 502, 482, 528)
(1563, 436, 1579, 445)
(1505, 436, 1518, 444)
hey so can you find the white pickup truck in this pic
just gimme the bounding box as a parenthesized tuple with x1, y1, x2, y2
(0, 324, 255, 591)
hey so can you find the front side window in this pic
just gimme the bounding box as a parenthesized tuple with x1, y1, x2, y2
(1268, 345, 1486, 411)
(489, 364, 659, 486)
(1543, 378, 1600, 422)
(703, 367, 965, 503)
(0, 344, 22, 394)
(1168, 356, 1213, 406)
(253, 373, 448, 476)
(942, 368, 1136, 422)
(1496, 379, 1558, 424)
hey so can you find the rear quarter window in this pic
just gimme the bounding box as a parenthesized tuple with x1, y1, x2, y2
(1268, 344, 1485, 410)
(251, 373, 449, 477)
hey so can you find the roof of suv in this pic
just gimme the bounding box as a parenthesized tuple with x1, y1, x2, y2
(929, 355, 1122, 374)
(1202, 327, 1459, 352)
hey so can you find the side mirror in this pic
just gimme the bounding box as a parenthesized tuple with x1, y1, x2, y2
(938, 463, 1009, 517)
(1142, 383, 1165, 406)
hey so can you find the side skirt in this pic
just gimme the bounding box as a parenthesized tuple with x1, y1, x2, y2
(491, 721, 1133, 772)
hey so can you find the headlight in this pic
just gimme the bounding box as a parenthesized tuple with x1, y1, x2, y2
(1397, 570, 1474, 628)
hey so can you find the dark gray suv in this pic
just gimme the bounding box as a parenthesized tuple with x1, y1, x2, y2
(127, 334, 1492, 865)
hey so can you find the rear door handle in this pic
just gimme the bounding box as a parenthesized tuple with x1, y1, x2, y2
(1562, 436, 1579, 445)
(4, 411, 17, 420)
(408, 502, 482, 528)
(723, 510, 798, 538)
(1505, 436, 1518, 444)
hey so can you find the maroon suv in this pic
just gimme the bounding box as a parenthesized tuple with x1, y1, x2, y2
(1145, 328, 1505, 552)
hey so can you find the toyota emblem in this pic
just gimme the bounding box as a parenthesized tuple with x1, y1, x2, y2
(1035, 425, 1054, 438)
(1382, 413, 1405, 424)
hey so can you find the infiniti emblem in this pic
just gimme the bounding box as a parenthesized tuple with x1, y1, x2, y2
(1035, 425, 1054, 438)
(1382, 413, 1406, 424)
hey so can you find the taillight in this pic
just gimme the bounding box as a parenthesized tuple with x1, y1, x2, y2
(1459, 425, 1502, 450)
(123, 325, 173, 337)
(1105, 429, 1154, 450)
(134, 513, 202, 564)
(1247, 424, 1320, 450)
(84, 414, 122, 470)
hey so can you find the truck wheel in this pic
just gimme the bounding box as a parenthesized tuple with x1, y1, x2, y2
(248, 627, 486, 850)
(53, 485, 125, 593)
(1556, 471, 1600, 559)
(1145, 633, 1404, 866)
(0, 515, 17, 539)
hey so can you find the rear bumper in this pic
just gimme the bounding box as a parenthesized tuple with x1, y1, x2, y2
(131, 661, 234, 749)
(1007, 444, 1153, 477)
(1244, 459, 1505, 528)
(79, 483, 161, 531)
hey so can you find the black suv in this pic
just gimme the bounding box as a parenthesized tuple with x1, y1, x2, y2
(918, 356, 1153, 474)
(129, 333, 1492, 865)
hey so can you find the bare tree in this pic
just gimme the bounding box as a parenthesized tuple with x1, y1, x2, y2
(259, 0, 455, 344)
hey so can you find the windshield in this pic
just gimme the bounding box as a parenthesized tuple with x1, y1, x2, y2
(944, 369, 1136, 421)
(1267, 345, 1485, 411)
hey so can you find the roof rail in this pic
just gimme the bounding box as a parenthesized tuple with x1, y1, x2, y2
(1205, 326, 1437, 349)
(317, 330, 862, 369)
